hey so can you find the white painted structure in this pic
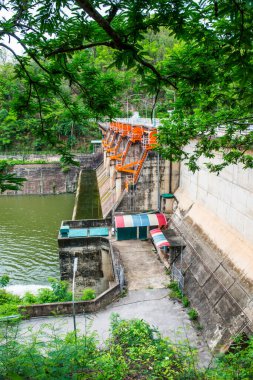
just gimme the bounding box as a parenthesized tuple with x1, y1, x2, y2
(174, 141, 253, 281)
(179, 142, 253, 244)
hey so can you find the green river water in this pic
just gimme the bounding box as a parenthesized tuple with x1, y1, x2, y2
(0, 194, 75, 285)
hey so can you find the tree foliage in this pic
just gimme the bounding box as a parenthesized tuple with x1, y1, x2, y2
(0, 160, 26, 193)
(0, 0, 252, 172)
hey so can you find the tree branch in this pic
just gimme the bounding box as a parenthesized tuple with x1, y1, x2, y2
(75, 0, 177, 88)
(9, 32, 52, 75)
(107, 4, 118, 23)
(75, 0, 123, 48)
(46, 41, 114, 57)
(151, 85, 161, 122)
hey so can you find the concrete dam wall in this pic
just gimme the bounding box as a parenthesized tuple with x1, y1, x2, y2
(171, 142, 253, 349)
(97, 127, 253, 350)
(96, 139, 180, 217)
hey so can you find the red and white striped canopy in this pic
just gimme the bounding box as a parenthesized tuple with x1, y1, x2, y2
(150, 228, 170, 248)
(115, 213, 167, 228)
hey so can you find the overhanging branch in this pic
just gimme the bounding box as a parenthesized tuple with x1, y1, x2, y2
(74, 0, 177, 89)
(46, 41, 114, 57)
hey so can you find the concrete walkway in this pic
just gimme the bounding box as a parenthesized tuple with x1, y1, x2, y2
(112, 239, 168, 290)
(19, 239, 212, 366)
(20, 288, 212, 366)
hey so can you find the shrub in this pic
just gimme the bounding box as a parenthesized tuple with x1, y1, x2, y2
(35, 279, 72, 304)
(0, 303, 19, 317)
(36, 288, 57, 304)
(0, 289, 20, 305)
(22, 292, 37, 305)
(0, 319, 253, 379)
(0, 274, 10, 288)
(49, 278, 72, 301)
(81, 288, 96, 301)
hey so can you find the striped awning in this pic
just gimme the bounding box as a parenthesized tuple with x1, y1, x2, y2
(115, 213, 167, 228)
(150, 228, 170, 248)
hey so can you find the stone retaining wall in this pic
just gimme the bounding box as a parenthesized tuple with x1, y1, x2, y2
(0, 153, 102, 168)
(20, 283, 120, 318)
(4, 164, 79, 195)
(2, 153, 103, 195)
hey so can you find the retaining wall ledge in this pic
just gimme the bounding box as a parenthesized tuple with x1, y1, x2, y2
(19, 283, 121, 318)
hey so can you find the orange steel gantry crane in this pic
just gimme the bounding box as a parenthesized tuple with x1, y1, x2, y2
(115, 126, 144, 171)
(109, 123, 132, 160)
(102, 120, 157, 190)
(104, 123, 119, 152)
(117, 129, 157, 190)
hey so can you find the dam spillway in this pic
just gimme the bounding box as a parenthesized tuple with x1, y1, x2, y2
(73, 170, 102, 220)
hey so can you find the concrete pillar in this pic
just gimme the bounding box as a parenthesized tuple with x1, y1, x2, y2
(110, 163, 115, 189)
(103, 151, 107, 168)
(105, 155, 111, 176)
(116, 174, 122, 201)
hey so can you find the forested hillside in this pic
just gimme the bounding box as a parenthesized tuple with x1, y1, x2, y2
(0, 27, 176, 153)
(0, 0, 252, 190)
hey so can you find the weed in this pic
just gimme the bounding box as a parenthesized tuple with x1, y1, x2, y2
(120, 288, 128, 298)
(81, 288, 96, 301)
(182, 295, 190, 307)
(188, 308, 198, 321)
(167, 281, 183, 299)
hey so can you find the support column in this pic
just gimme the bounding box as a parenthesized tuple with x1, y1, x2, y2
(116, 173, 122, 201)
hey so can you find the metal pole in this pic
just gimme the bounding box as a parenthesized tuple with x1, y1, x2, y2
(127, 97, 129, 123)
(72, 257, 78, 341)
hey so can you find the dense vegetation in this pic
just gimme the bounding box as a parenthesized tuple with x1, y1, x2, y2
(0, 0, 252, 177)
(0, 315, 252, 379)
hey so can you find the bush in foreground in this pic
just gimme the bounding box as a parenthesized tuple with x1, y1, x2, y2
(0, 315, 252, 379)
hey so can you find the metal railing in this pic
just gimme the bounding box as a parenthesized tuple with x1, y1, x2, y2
(171, 263, 184, 293)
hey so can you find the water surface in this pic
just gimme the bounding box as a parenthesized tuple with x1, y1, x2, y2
(0, 194, 75, 285)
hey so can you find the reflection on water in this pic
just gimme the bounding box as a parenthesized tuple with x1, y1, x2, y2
(0, 194, 75, 285)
